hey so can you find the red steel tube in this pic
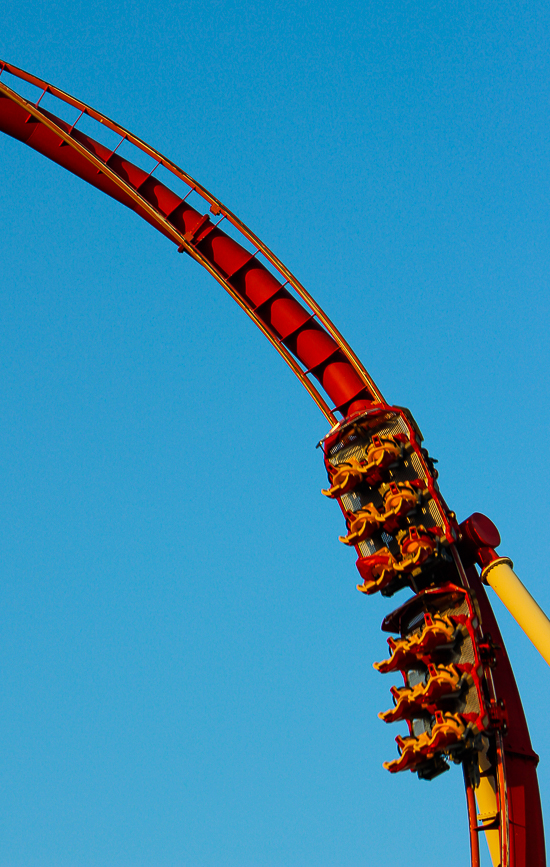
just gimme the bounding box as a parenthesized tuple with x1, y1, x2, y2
(463, 763, 481, 867)
(466, 567, 546, 867)
(0, 93, 374, 416)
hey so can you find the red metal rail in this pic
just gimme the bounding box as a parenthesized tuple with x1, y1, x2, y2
(465, 566, 545, 865)
(0, 60, 545, 866)
(0, 59, 385, 424)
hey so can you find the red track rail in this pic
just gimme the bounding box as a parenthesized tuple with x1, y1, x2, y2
(465, 567, 545, 865)
(0, 60, 545, 866)
(0, 60, 385, 425)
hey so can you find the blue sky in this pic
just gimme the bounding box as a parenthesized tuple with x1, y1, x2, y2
(1, 3, 549, 865)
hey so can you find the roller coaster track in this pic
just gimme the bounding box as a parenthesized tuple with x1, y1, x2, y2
(0, 60, 545, 867)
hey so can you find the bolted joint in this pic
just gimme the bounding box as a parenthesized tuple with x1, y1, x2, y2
(458, 513, 502, 570)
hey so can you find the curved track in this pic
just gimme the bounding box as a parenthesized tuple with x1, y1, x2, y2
(0, 60, 545, 867)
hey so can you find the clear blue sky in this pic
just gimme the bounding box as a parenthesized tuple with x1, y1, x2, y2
(1, 3, 549, 865)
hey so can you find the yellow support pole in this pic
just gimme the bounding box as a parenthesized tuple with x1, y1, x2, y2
(482, 558, 550, 666)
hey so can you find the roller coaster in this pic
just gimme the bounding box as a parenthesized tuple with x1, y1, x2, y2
(0, 59, 546, 867)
